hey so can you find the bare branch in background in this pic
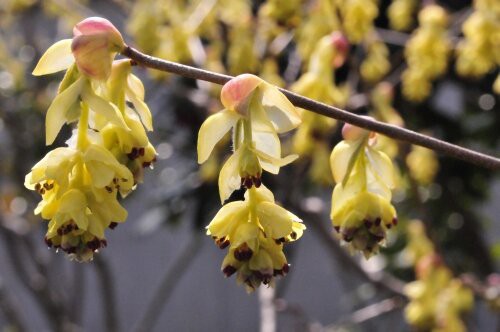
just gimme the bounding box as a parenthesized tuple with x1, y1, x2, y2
(94, 255, 119, 332)
(133, 234, 203, 332)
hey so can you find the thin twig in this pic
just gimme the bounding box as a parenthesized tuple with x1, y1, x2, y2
(121, 46, 500, 170)
(133, 234, 203, 332)
(0, 277, 27, 332)
(93, 255, 119, 332)
(259, 287, 276, 332)
(326, 296, 405, 328)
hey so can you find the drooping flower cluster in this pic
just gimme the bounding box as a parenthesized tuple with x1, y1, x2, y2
(198, 74, 305, 291)
(404, 221, 473, 331)
(456, 0, 500, 79)
(341, 0, 379, 43)
(329, 121, 397, 258)
(25, 17, 156, 261)
(360, 38, 391, 83)
(387, 0, 417, 31)
(402, 5, 451, 101)
(291, 32, 349, 185)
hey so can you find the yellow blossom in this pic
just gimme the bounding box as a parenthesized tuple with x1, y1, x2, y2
(207, 185, 305, 292)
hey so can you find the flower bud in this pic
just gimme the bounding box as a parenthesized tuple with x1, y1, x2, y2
(221, 74, 263, 114)
(341, 117, 376, 142)
(71, 17, 125, 80)
(330, 32, 349, 68)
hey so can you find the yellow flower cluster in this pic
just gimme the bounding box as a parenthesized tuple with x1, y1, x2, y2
(387, 0, 417, 31)
(329, 122, 398, 258)
(456, 0, 500, 78)
(341, 0, 379, 43)
(404, 221, 474, 331)
(402, 5, 451, 101)
(368, 83, 404, 159)
(406, 145, 439, 185)
(360, 39, 391, 83)
(198, 74, 306, 291)
(292, 32, 349, 185)
(25, 18, 156, 261)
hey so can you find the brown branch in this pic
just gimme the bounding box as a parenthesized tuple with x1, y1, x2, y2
(121, 46, 500, 170)
(133, 234, 203, 332)
(93, 255, 119, 332)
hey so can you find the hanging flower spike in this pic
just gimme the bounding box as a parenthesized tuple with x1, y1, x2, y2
(206, 185, 305, 292)
(25, 143, 133, 261)
(27, 18, 156, 261)
(330, 120, 398, 258)
(197, 74, 301, 203)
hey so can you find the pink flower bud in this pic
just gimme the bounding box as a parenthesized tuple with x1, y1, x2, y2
(330, 32, 349, 68)
(221, 74, 263, 112)
(71, 17, 124, 80)
(341, 116, 376, 142)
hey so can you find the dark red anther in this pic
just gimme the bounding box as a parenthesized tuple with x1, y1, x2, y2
(386, 223, 392, 229)
(35, 183, 41, 191)
(333, 226, 340, 233)
(127, 148, 138, 160)
(142, 161, 151, 168)
(234, 244, 253, 261)
(66, 247, 76, 254)
(392, 218, 398, 226)
(364, 219, 373, 228)
(216, 237, 230, 249)
(222, 265, 237, 277)
(243, 177, 253, 189)
(100, 239, 107, 247)
(282, 264, 290, 274)
(44, 237, 53, 248)
(109, 222, 118, 229)
(138, 147, 145, 156)
(253, 176, 262, 188)
(105, 186, 113, 193)
(374, 218, 381, 226)
(374, 235, 385, 243)
(290, 232, 297, 240)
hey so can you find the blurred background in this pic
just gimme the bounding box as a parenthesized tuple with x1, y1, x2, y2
(0, 0, 498, 331)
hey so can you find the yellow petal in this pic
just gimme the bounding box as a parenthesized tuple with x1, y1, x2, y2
(329, 140, 361, 183)
(206, 201, 247, 237)
(128, 74, 145, 100)
(82, 84, 128, 129)
(32, 39, 74, 76)
(255, 148, 298, 174)
(127, 85, 153, 131)
(45, 77, 84, 145)
(218, 147, 243, 204)
(197, 109, 240, 164)
(261, 83, 301, 133)
(257, 202, 297, 239)
(366, 146, 395, 188)
(59, 189, 86, 214)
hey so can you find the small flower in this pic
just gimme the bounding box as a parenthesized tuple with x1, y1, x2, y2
(32, 17, 124, 81)
(198, 74, 300, 202)
(206, 186, 305, 292)
(197, 74, 301, 164)
(25, 143, 134, 260)
(330, 122, 397, 257)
